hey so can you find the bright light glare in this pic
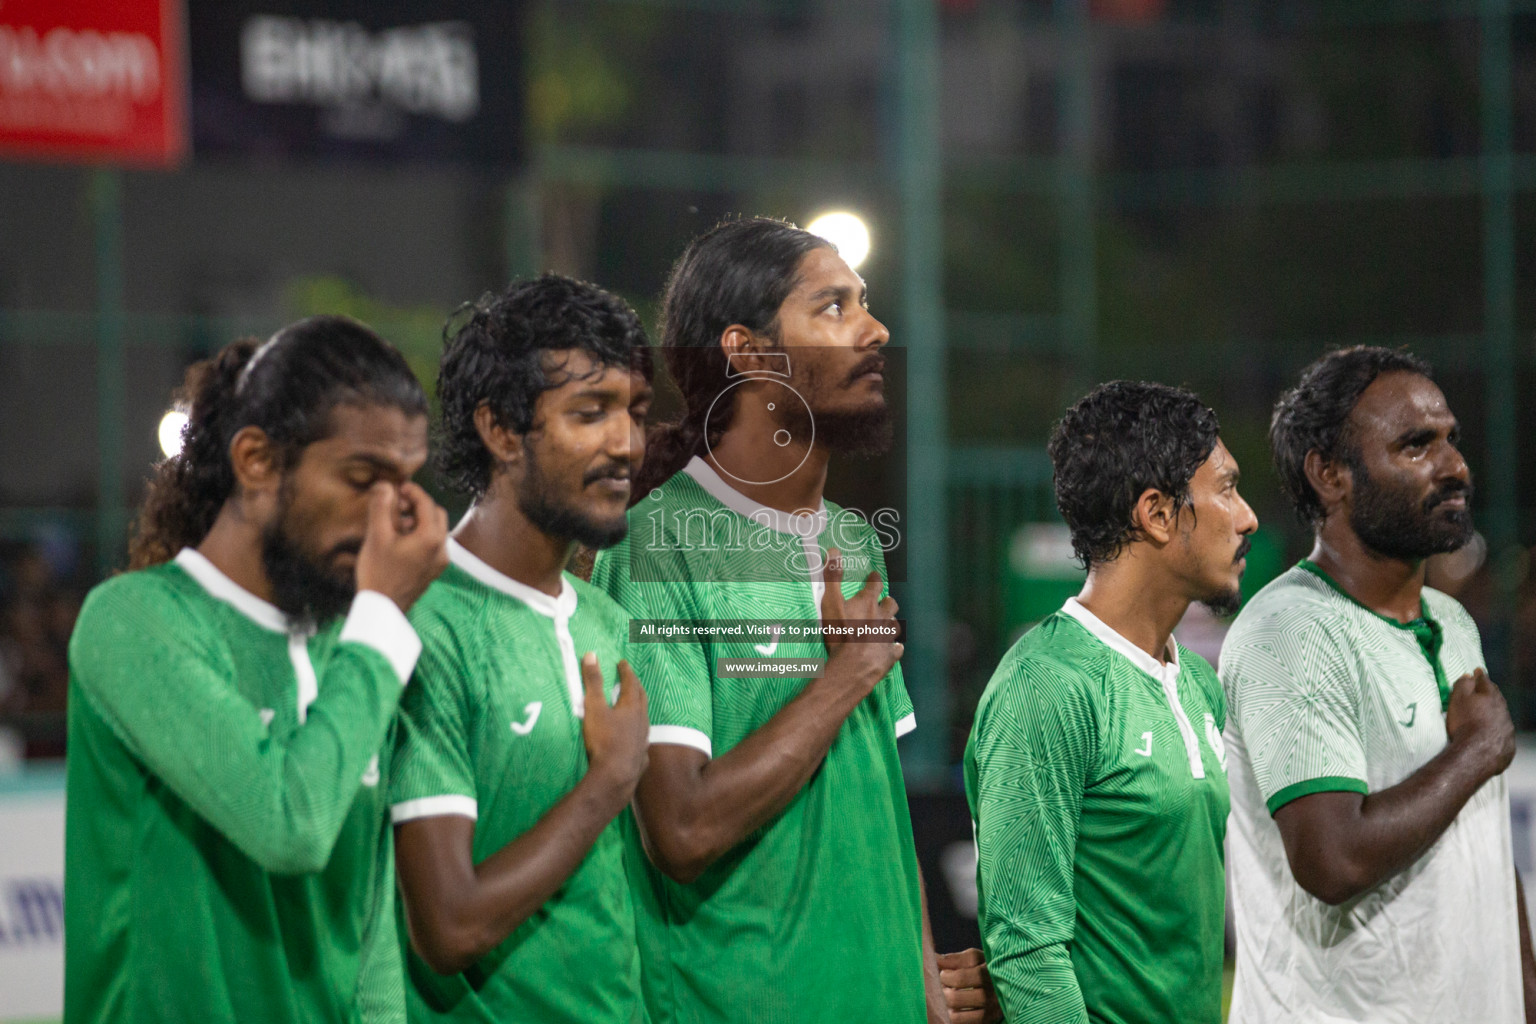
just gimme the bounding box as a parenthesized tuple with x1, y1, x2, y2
(806, 211, 871, 270)
(158, 410, 190, 458)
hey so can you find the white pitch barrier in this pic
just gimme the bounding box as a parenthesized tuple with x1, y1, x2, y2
(5, 739, 1536, 1023)
(0, 766, 64, 1024)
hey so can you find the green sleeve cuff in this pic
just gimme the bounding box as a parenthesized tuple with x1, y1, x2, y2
(1266, 776, 1369, 816)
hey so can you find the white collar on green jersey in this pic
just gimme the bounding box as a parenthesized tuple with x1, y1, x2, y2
(174, 547, 290, 634)
(1060, 596, 1181, 682)
(683, 456, 829, 537)
(447, 537, 577, 620)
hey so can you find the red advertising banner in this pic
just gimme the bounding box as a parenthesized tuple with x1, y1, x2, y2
(0, 0, 186, 167)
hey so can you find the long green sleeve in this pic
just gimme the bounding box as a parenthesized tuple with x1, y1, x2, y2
(965, 659, 1098, 1024)
(69, 576, 418, 875)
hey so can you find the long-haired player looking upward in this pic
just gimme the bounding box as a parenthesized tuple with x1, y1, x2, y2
(593, 216, 986, 1024)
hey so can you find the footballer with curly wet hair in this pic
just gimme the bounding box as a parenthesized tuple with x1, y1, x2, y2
(965, 380, 1256, 1024)
(387, 273, 656, 1024)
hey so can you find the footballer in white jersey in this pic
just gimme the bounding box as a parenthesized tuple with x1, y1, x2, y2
(1222, 346, 1529, 1023)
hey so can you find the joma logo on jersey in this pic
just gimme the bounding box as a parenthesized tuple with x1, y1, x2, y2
(511, 702, 543, 735)
(755, 627, 782, 656)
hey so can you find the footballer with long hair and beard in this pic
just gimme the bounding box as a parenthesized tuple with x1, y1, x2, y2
(65, 316, 448, 1024)
(593, 217, 989, 1024)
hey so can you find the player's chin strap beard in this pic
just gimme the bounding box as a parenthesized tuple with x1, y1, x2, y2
(516, 466, 630, 551)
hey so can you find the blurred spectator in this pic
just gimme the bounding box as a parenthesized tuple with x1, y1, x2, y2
(0, 539, 83, 760)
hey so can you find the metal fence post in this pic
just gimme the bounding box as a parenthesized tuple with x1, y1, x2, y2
(1057, 0, 1098, 393)
(894, 0, 949, 784)
(1480, 0, 1518, 696)
(91, 168, 126, 576)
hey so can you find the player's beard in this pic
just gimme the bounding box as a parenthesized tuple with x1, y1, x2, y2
(1347, 454, 1474, 561)
(261, 481, 357, 629)
(1198, 536, 1250, 619)
(517, 441, 631, 550)
(1200, 585, 1244, 619)
(784, 353, 893, 457)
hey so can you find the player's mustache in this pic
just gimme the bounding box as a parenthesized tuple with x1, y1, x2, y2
(846, 355, 886, 385)
(584, 461, 632, 486)
(1425, 478, 1472, 511)
(1233, 537, 1252, 564)
(328, 538, 363, 560)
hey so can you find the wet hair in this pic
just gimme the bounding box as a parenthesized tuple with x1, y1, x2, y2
(128, 315, 427, 570)
(632, 216, 831, 501)
(1048, 380, 1221, 569)
(435, 273, 652, 499)
(1270, 345, 1433, 525)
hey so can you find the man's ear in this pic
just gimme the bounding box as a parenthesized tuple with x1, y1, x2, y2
(1303, 449, 1350, 516)
(473, 403, 524, 468)
(228, 426, 281, 498)
(1130, 487, 1179, 546)
(719, 324, 779, 375)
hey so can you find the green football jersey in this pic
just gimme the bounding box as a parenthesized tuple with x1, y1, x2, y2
(389, 540, 641, 1024)
(964, 599, 1229, 1024)
(65, 548, 418, 1024)
(589, 457, 925, 1024)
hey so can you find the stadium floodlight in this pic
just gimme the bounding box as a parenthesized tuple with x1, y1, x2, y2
(158, 409, 190, 458)
(806, 211, 871, 270)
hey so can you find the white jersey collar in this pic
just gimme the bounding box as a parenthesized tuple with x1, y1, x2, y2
(1060, 597, 1180, 681)
(174, 548, 290, 634)
(448, 538, 577, 620)
(682, 456, 828, 537)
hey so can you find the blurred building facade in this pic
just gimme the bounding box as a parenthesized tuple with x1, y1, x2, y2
(3, 0, 1536, 769)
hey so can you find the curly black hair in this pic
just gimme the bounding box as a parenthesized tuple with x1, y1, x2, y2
(1270, 345, 1432, 525)
(1048, 380, 1221, 569)
(435, 273, 652, 499)
(129, 316, 427, 570)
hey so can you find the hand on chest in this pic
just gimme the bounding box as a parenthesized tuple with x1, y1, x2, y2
(1357, 649, 1465, 769)
(469, 636, 624, 843)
